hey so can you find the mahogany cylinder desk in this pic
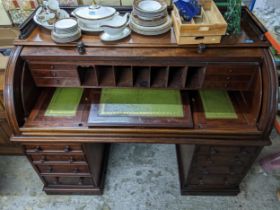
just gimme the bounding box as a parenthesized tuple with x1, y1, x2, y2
(4, 7, 278, 195)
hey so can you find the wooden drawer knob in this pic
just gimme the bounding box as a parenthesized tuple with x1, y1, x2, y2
(50, 65, 55, 69)
(78, 177, 83, 185)
(199, 177, 204, 185)
(54, 177, 59, 184)
(64, 146, 71, 153)
(73, 168, 79, 173)
(40, 156, 46, 163)
(34, 146, 42, 152)
(69, 156, 74, 163)
(210, 147, 218, 155)
(47, 167, 53, 173)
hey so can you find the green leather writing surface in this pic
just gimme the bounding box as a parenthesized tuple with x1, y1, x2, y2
(199, 90, 238, 119)
(45, 88, 83, 117)
(99, 88, 184, 117)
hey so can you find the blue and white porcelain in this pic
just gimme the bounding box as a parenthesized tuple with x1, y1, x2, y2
(173, 0, 201, 21)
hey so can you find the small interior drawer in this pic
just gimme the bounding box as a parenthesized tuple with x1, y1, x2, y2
(206, 63, 258, 75)
(203, 81, 250, 90)
(33, 77, 81, 87)
(37, 164, 90, 174)
(25, 144, 83, 153)
(44, 176, 93, 186)
(31, 70, 78, 78)
(29, 63, 77, 71)
(29, 154, 86, 163)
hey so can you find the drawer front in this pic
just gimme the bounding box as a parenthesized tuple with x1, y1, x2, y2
(191, 165, 243, 176)
(25, 144, 83, 153)
(31, 70, 78, 78)
(197, 146, 257, 156)
(206, 63, 258, 75)
(203, 81, 250, 90)
(189, 174, 240, 186)
(37, 164, 90, 174)
(33, 77, 80, 87)
(29, 154, 86, 163)
(44, 176, 93, 186)
(29, 63, 77, 71)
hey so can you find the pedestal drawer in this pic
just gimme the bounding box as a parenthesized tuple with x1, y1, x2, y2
(29, 154, 86, 163)
(44, 176, 94, 186)
(37, 164, 90, 174)
(25, 144, 83, 153)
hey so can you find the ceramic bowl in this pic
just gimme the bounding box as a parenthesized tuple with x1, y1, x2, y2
(131, 12, 167, 27)
(133, 0, 167, 14)
(53, 18, 78, 34)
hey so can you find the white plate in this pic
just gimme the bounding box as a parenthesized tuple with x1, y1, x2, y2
(138, 0, 162, 12)
(130, 15, 172, 32)
(51, 29, 81, 43)
(130, 23, 171, 35)
(101, 27, 131, 41)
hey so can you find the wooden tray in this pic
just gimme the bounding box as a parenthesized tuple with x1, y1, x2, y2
(172, 0, 227, 45)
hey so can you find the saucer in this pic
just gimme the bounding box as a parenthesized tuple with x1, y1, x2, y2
(100, 27, 131, 41)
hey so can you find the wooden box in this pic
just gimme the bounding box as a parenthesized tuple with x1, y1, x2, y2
(172, 0, 227, 45)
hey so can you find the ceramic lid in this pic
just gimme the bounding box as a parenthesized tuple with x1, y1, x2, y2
(73, 2, 116, 20)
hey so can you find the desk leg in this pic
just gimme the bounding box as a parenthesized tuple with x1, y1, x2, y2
(176, 144, 261, 196)
(23, 143, 110, 195)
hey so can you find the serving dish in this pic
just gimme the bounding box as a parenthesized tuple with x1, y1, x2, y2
(72, 0, 117, 31)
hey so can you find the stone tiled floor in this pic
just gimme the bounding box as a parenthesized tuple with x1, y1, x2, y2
(0, 130, 280, 210)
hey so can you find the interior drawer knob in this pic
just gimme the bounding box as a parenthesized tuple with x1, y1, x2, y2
(197, 44, 206, 54)
(50, 65, 55, 69)
(73, 168, 79, 173)
(64, 146, 71, 153)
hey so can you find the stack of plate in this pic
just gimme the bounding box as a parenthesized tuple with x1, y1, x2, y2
(130, 0, 172, 35)
(51, 18, 81, 43)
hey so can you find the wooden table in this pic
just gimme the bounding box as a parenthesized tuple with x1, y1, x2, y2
(3, 7, 278, 195)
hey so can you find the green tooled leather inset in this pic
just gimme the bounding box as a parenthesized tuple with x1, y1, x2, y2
(45, 88, 83, 117)
(99, 88, 184, 117)
(199, 90, 238, 119)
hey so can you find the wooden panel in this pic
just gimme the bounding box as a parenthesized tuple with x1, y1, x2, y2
(168, 66, 188, 88)
(29, 63, 77, 71)
(115, 66, 133, 87)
